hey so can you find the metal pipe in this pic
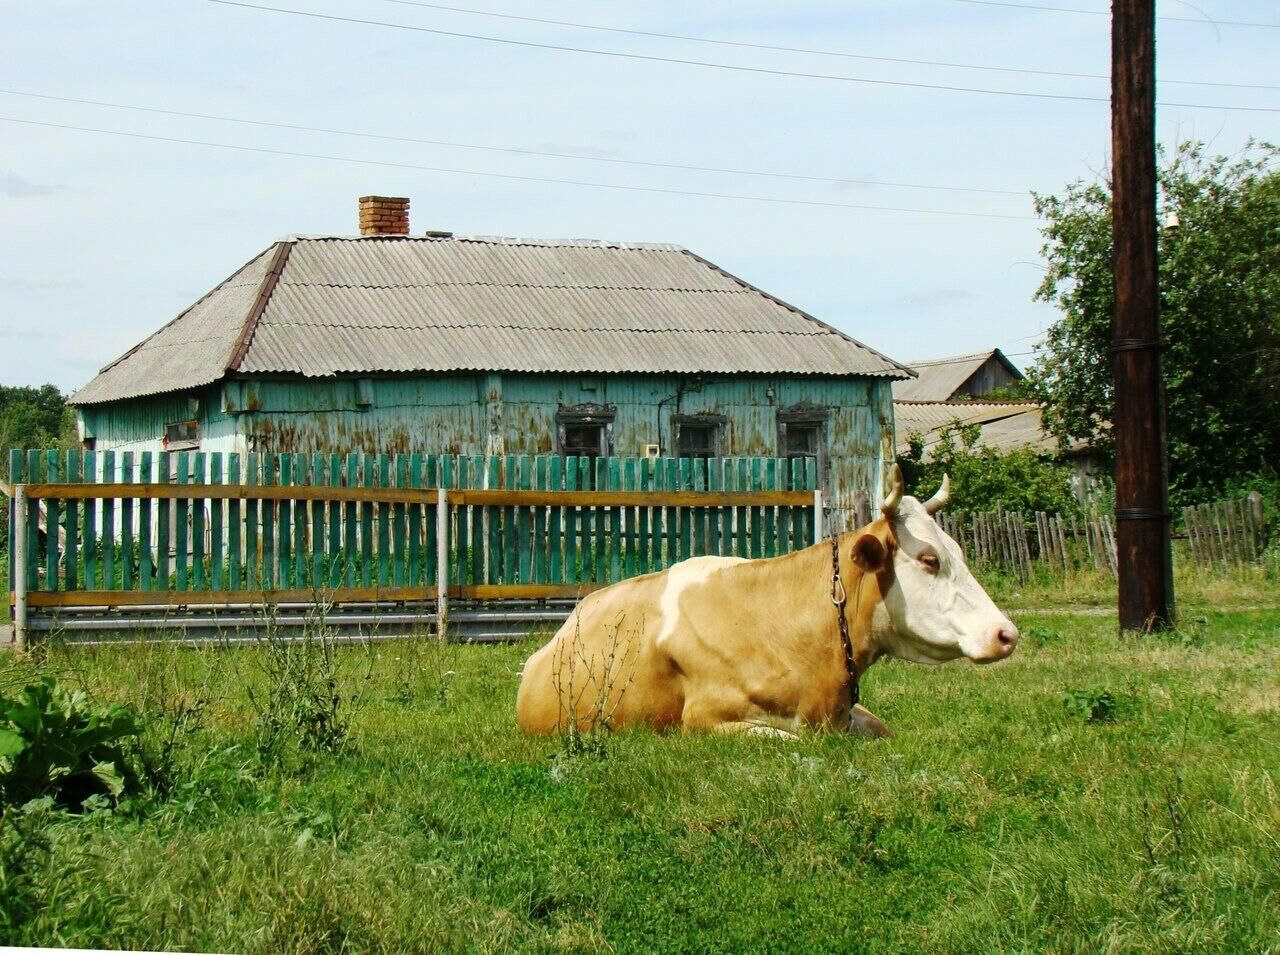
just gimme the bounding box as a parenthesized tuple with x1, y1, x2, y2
(436, 486, 449, 639)
(13, 486, 27, 650)
(813, 489, 824, 542)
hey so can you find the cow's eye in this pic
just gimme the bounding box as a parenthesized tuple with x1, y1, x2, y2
(919, 553, 941, 572)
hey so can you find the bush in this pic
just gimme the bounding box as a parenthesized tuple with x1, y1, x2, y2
(0, 677, 141, 811)
(900, 421, 1080, 515)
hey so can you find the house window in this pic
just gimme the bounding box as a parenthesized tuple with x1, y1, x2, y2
(673, 415, 724, 459)
(784, 422, 821, 458)
(563, 422, 607, 458)
(556, 404, 615, 460)
(777, 407, 829, 484)
(164, 420, 200, 450)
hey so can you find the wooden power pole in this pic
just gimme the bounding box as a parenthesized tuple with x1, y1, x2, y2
(1111, 0, 1175, 631)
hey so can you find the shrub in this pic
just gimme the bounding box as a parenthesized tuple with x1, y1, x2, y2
(900, 422, 1080, 515)
(0, 677, 141, 811)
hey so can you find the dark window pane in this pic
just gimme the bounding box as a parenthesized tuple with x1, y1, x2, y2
(678, 423, 718, 458)
(785, 424, 819, 457)
(564, 423, 604, 458)
(165, 420, 199, 447)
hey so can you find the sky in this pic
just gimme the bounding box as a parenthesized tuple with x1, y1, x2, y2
(2, 0, 1277, 394)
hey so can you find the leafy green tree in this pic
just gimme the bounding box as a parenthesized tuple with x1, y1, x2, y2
(900, 422, 1080, 516)
(1029, 140, 1280, 504)
(0, 385, 75, 480)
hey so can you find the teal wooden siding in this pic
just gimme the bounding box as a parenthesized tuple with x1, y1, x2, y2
(76, 372, 893, 527)
(77, 386, 238, 454)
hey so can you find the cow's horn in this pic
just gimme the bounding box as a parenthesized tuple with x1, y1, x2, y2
(881, 464, 904, 515)
(923, 474, 951, 515)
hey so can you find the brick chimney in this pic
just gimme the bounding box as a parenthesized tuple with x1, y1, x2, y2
(358, 195, 410, 236)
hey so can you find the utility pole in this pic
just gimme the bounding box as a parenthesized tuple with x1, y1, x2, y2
(1111, 0, 1175, 631)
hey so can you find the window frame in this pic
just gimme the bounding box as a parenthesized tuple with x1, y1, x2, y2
(776, 406, 830, 485)
(672, 413, 726, 460)
(164, 419, 200, 451)
(555, 403, 616, 460)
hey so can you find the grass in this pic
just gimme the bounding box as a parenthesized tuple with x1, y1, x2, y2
(984, 554, 1279, 613)
(2, 607, 1279, 952)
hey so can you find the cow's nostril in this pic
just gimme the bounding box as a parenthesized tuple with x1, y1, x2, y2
(996, 625, 1020, 650)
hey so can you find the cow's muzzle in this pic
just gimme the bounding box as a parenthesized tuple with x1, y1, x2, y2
(973, 621, 1020, 664)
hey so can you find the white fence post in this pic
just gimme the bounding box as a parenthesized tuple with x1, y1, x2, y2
(13, 486, 28, 651)
(436, 486, 449, 640)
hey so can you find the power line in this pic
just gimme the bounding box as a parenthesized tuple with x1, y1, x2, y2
(0, 89, 1028, 198)
(951, 0, 1280, 29)
(202, 0, 1280, 113)
(374, 0, 1280, 91)
(0, 116, 1040, 221)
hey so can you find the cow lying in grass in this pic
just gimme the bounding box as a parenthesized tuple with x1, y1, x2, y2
(516, 468, 1019, 738)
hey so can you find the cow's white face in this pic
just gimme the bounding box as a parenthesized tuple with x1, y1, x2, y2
(874, 496, 1019, 665)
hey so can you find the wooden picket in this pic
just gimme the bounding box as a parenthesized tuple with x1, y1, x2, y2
(6, 450, 822, 643)
(1183, 493, 1267, 569)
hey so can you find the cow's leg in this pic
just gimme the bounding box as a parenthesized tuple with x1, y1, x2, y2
(848, 704, 893, 738)
(680, 692, 801, 738)
(712, 718, 800, 739)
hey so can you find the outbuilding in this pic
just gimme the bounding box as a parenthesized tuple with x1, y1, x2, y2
(71, 197, 912, 528)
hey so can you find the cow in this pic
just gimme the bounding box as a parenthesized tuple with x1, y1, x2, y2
(515, 467, 1019, 738)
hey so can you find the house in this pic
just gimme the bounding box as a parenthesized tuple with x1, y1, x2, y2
(893, 400, 1056, 458)
(892, 347, 1042, 454)
(71, 196, 913, 528)
(893, 348, 1097, 475)
(891, 348, 1024, 402)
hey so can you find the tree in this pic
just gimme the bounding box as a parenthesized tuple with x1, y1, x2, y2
(1029, 140, 1280, 504)
(0, 385, 75, 479)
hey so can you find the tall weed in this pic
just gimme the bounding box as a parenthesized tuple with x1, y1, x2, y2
(238, 602, 373, 763)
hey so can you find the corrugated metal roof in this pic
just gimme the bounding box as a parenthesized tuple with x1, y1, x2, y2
(894, 400, 1059, 456)
(893, 349, 1017, 401)
(71, 246, 279, 405)
(72, 235, 912, 405)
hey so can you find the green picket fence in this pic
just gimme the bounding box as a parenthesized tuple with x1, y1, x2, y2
(7, 450, 818, 612)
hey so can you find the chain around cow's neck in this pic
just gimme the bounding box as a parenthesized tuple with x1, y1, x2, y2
(829, 536, 860, 709)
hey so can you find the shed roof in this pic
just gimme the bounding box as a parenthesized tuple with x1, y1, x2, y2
(892, 348, 1022, 401)
(72, 235, 912, 405)
(894, 400, 1059, 456)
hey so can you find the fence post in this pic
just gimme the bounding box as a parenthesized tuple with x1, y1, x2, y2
(813, 489, 824, 543)
(1245, 492, 1263, 560)
(13, 486, 27, 650)
(436, 486, 449, 640)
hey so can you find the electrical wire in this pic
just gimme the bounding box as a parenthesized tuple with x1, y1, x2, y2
(950, 0, 1280, 30)
(202, 0, 1280, 113)
(0, 116, 1039, 221)
(0, 89, 1029, 198)
(373, 0, 1280, 91)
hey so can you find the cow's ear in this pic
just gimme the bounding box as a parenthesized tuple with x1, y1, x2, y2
(851, 534, 887, 573)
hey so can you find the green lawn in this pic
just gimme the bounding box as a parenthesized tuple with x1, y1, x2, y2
(2, 606, 1279, 953)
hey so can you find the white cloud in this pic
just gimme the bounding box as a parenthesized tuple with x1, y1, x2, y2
(0, 171, 65, 198)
